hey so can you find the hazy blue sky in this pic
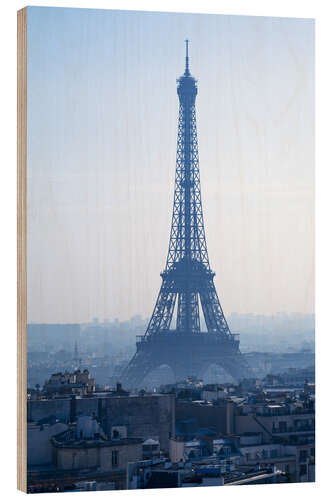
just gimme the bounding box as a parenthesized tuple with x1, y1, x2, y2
(27, 7, 314, 323)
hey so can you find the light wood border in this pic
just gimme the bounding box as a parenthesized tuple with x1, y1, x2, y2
(17, 7, 27, 493)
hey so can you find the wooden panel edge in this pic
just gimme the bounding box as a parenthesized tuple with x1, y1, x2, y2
(17, 7, 27, 493)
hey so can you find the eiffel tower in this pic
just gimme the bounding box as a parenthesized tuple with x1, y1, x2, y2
(122, 41, 252, 388)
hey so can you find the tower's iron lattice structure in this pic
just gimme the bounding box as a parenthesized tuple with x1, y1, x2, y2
(122, 42, 251, 387)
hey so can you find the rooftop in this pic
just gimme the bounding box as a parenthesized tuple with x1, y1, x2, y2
(51, 429, 143, 449)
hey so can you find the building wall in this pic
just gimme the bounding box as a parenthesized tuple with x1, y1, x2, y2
(285, 444, 315, 482)
(99, 444, 142, 472)
(75, 397, 100, 418)
(27, 422, 68, 466)
(235, 413, 315, 452)
(176, 401, 234, 435)
(55, 443, 142, 472)
(169, 439, 185, 462)
(237, 438, 314, 483)
(202, 390, 227, 402)
(56, 446, 98, 470)
(308, 463, 315, 482)
(239, 443, 281, 462)
(235, 415, 272, 442)
(28, 394, 175, 452)
(239, 442, 296, 477)
(99, 395, 175, 451)
(28, 398, 72, 423)
(256, 413, 314, 433)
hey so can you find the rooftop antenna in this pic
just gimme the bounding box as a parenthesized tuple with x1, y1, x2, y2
(185, 39, 190, 76)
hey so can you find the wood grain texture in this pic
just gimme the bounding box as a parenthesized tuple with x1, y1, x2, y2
(17, 7, 27, 493)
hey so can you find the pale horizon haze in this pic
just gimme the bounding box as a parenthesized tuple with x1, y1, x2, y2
(27, 7, 315, 323)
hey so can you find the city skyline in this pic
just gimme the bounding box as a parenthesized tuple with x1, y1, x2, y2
(27, 8, 314, 323)
(27, 310, 315, 326)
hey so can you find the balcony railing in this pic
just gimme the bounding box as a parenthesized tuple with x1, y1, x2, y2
(252, 408, 314, 417)
(272, 424, 315, 434)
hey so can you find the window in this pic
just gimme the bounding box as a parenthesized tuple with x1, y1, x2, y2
(300, 464, 307, 477)
(278, 421, 287, 432)
(299, 450, 308, 463)
(285, 464, 290, 473)
(111, 450, 119, 468)
(270, 449, 278, 458)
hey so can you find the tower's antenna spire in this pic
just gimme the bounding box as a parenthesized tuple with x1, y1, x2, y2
(185, 39, 190, 76)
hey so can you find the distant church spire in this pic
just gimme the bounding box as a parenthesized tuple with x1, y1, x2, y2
(74, 340, 79, 362)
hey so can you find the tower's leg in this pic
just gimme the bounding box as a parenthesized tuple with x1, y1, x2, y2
(214, 353, 253, 381)
(200, 280, 230, 335)
(121, 351, 157, 389)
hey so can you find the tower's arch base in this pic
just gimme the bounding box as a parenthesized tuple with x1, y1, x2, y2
(121, 331, 252, 389)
